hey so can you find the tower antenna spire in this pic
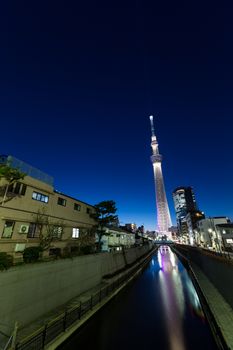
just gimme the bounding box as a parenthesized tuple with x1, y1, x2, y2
(149, 115, 155, 137)
(149, 115, 172, 237)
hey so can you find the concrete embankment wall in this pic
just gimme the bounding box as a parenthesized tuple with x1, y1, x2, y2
(175, 244, 233, 309)
(0, 244, 153, 333)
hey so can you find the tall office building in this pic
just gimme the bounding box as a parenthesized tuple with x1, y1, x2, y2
(149, 116, 172, 237)
(172, 187, 197, 236)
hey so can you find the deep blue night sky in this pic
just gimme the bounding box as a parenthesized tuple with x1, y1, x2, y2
(0, 1, 232, 230)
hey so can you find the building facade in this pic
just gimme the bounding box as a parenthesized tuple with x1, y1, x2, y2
(186, 210, 205, 244)
(172, 186, 200, 241)
(216, 223, 233, 251)
(196, 217, 230, 250)
(149, 116, 172, 237)
(101, 226, 135, 252)
(123, 223, 137, 233)
(0, 155, 97, 260)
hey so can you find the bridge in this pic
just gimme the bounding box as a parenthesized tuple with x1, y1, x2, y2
(154, 239, 175, 245)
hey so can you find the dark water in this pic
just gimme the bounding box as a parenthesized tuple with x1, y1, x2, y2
(59, 247, 218, 350)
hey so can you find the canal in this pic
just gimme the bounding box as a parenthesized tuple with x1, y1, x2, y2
(59, 246, 218, 350)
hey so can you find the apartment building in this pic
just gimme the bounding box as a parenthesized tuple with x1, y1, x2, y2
(0, 155, 97, 259)
(101, 226, 135, 252)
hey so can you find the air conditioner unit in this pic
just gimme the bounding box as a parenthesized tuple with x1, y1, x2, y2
(19, 224, 29, 234)
(15, 243, 26, 252)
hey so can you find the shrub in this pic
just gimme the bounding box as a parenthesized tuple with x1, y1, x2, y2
(80, 245, 94, 255)
(70, 246, 80, 256)
(23, 247, 42, 263)
(0, 252, 13, 270)
(49, 248, 61, 259)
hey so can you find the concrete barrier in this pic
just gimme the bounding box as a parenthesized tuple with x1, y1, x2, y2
(175, 244, 233, 309)
(0, 244, 153, 334)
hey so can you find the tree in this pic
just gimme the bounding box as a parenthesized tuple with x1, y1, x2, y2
(34, 208, 64, 251)
(70, 230, 96, 255)
(0, 165, 25, 205)
(91, 200, 118, 251)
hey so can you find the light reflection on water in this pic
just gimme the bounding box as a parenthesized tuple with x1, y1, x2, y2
(60, 247, 218, 350)
(157, 246, 205, 350)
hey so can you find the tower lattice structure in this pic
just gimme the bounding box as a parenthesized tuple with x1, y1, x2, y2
(149, 115, 172, 236)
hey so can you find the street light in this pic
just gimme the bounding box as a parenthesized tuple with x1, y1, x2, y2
(208, 228, 213, 249)
(209, 218, 223, 254)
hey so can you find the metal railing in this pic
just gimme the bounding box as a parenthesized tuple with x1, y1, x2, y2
(16, 248, 155, 350)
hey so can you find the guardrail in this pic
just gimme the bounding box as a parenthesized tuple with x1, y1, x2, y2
(16, 247, 156, 350)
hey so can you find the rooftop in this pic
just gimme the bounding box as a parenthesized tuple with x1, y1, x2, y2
(0, 155, 54, 186)
(54, 190, 95, 208)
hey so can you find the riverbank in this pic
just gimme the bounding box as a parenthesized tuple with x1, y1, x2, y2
(14, 244, 157, 350)
(173, 246, 233, 350)
(55, 246, 219, 350)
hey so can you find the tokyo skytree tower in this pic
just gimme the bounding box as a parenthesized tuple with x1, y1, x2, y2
(149, 115, 172, 236)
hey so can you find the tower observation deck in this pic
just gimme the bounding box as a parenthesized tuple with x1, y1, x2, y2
(149, 116, 172, 236)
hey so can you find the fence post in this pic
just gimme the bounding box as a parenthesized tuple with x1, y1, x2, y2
(9, 321, 18, 350)
(63, 310, 67, 331)
(90, 295, 93, 310)
(42, 324, 47, 348)
(79, 301, 82, 319)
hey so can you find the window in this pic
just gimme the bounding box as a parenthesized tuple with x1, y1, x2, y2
(32, 191, 49, 203)
(57, 197, 66, 206)
(86, 208, 91, 214)
(53, 226, 63, 239)
(7, 182, 27, 196)
(7, 184, 14, 193)
(27, 223, 42, 238)
(21, 184, 27, 196)
(72, 228, 79, 238)
(2, 221, 15, 238)
(14, 182, 21, 194)
(74, 203, 81, 211)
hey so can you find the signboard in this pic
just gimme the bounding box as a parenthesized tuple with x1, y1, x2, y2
(226, 239, 233, 244)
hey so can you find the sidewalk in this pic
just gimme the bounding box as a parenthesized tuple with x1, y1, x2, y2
(191, 263, 233, 349)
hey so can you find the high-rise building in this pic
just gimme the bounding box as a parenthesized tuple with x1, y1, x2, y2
(149, 116, 172, 237)
(172, 186, 200, 239)
(186, 210, 205, 243)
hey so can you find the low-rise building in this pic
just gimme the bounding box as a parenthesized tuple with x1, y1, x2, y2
(0, 155, 97, 260)
(186, 210, 205, 244)
(216, 223, 233, 251)
(168, 226, 178, 240)
(196, 217, 230, 250)
(101, 226, 135, 252)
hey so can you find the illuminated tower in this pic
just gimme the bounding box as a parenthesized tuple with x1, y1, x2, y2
(149, 115, 172, 236)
